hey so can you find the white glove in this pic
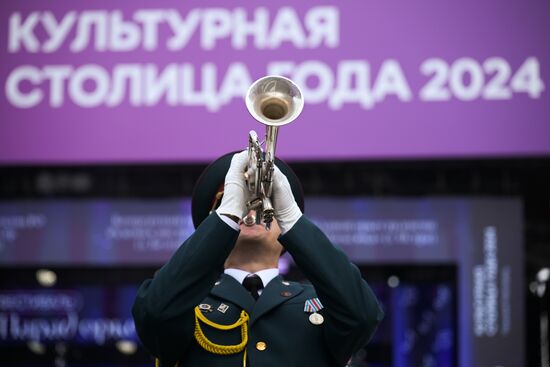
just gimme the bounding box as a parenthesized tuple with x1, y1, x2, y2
(216, 151, 249, 220)
(272, 165, 302, 234)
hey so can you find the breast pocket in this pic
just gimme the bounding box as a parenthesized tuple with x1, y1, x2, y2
(272, 302, 327, 361)
(278, 301, 326, 333)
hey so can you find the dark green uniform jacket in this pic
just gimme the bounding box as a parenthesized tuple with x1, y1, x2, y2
(132, 213, 384, 367)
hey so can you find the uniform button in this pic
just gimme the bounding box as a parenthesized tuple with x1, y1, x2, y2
(280, 291, 292, 297)
(256, 341, 267, 351)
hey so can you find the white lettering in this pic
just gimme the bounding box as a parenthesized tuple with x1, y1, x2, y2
(133, 9, 164, 51)
(473, 266, 485, 336)
(5, 65, 43, 108)
(70, 11, 108, 52)
(482, 57, 512, 100)
(8, 12, 40, 53)
(68, 64, 109, 107)
(110, 11, 140, 52)
(166, 9, 202, 51)
(232, 7, 268, 49)
(78, 318, 134, 345)
(201, 9, 232, 50)
(420, 57, 543, 102)
(483, 226, 498, 337)
(8, 312, 78, 341)
(304, 6, 339, 48)
(473, 226, 499, 337)
(372, 60, 412, 102)
(144, 64, 178, 106)
(510, 57, 545, 98)
(449, 58, 484, 101)
(41, 11, 77, 53)
(330, 60, 373, 109)
(180, 63, 218, 111)
(106, 65, 142, 106)
(43, 65, 73, 107)
(269, 7, 306, 49)
(419, 58, 451, 101)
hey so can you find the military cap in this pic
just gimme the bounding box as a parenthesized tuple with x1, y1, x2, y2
(191, 151, 304, 228)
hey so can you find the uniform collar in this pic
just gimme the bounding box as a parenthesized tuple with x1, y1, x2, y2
(224, 268, 279, 288)
(211, 273, 304, 326)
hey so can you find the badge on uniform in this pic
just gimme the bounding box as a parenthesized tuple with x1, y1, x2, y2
(217, 303, 229, 313)
(198, 304, 213, 313)
(304, 298, 324, 325)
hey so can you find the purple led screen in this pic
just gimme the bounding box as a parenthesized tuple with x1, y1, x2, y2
(0, 287, 138, 346)
(0, 198, 522, 267)
(0, 0, 549, 164)
(0, 200, 195, 265)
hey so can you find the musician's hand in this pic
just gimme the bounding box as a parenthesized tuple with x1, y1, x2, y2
(272, 165, 302, 234)
(216, 150, 249, 220)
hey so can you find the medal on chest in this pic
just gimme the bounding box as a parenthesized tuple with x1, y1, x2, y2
(309, 312, 324, 325)
(304, 298, 324, 325)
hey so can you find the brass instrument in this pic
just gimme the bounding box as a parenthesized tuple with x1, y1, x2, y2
(243, 75, 304, 229)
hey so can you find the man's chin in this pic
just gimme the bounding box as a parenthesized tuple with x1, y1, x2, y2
(239, 224, 268, 241)
(240, 224, 266, 235)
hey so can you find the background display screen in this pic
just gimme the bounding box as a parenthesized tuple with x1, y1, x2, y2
(0, 197, 523, 366)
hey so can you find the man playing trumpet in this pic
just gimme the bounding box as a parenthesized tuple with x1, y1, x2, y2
(132, 150, 384, 367)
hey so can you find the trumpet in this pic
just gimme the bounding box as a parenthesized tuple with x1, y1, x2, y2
(243, 75, 304, 230)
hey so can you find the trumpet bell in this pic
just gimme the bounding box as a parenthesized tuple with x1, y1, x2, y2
(245, 75, 304, 127)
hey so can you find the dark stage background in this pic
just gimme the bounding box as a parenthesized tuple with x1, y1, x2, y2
(1, 158, 549, 366)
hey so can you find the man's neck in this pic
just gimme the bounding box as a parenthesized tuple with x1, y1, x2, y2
(223, 246, 279, 273)
(224, 268, 280, 288)
(223, 261, 277, 274)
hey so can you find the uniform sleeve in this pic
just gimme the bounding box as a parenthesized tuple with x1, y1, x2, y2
(279, 215, 384, 365)
(132, 213, 239, 367)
